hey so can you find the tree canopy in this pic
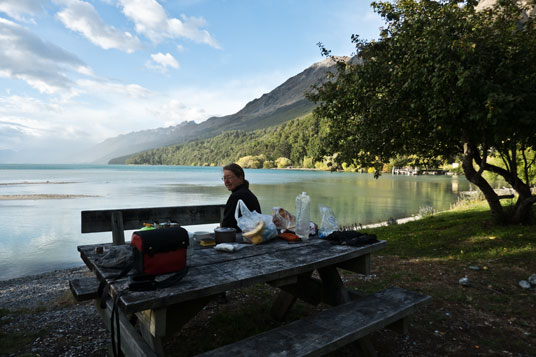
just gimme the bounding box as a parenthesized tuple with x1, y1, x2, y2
(308, 0, 536, 224)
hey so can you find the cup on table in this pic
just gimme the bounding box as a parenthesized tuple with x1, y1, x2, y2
(193, 231, 212, 241)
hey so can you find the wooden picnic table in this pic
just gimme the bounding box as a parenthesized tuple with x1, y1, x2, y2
(77, 235, 387, 356)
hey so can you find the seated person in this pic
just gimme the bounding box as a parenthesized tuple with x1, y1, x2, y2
(221, 163, 261, 231)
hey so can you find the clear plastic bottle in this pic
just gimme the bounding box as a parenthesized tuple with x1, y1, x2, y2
(295, 192, 311, 240)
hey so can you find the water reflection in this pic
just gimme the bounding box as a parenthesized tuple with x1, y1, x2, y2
(253, 172, 470, 226)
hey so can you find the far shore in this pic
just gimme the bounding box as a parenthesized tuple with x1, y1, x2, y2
(0, 194, 98, 200)
(0, 181, 76, 185)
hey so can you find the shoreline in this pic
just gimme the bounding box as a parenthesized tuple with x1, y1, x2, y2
(0, 194, 98, 200)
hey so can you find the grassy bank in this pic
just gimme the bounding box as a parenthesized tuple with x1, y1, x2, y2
(355, 200, 536, 355)
(165, 200, 535, 356)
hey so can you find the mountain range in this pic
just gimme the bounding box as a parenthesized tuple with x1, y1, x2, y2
(81, 56, 347, 164)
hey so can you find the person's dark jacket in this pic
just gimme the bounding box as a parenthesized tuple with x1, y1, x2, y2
(222, 182, 261, 231)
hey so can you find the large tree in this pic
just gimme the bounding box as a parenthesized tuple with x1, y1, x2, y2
(309, 0, 536, 224)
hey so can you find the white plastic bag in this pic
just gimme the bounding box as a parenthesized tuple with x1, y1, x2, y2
(235, 199, 277, 244)
(318, 205, 338, 238)
(272, 207, 296, 232)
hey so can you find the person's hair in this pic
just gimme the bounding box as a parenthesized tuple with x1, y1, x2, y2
(223, 163, 248, 184)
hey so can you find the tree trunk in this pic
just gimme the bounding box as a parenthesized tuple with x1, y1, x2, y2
(462, 146, 507, 224)
(511, 195, 536, 224)
(462, 144, 536, 225)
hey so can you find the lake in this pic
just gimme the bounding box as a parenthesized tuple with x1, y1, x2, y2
(0, 164, 474, 280)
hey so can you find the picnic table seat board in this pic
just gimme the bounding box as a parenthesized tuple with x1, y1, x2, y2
(196, 287, 432, 357)
(69, 276, 100, 302)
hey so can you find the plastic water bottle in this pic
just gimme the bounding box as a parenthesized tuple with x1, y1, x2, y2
(187, 232, 194, 258)
(295, 192, 311, 240)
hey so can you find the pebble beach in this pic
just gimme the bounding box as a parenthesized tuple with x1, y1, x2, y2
(0, 267, 109, 356)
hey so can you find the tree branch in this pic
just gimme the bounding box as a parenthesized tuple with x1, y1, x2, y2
(521, 146, 530, 184)
(476, 144, 488, 176)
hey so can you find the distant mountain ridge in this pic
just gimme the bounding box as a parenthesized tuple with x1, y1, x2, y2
(80, 56, 347, 164)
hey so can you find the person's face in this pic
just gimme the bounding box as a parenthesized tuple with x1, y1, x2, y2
(222, 169, 243, 191)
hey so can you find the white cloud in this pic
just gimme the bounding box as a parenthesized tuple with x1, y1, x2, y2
(148, 99, 207, 127)
(76, 78, 153, 99)
(0, 17, 85, 94)
(146, 52, 179, 72)
(55, 0, 142, 53)
(118, 0, 220, 48)
(0, 67, 287, 162)
(0, 0, 44, 22)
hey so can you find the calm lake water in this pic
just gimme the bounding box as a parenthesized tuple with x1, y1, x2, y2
(0, 164, 474, 280)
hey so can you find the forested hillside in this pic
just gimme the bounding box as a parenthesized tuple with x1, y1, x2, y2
(122, 113, 333, 168)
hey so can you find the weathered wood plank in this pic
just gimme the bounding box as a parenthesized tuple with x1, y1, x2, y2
(336, 254, 370, 275)
(78, 239, 386, 313)
(136, 308, 167, 337)
(81, 204, 225, 233)
(196, 287, 431, 357)
(69, 277, 100, 302)
(111, 211, 125, 245)
(95, 298, 157, 357)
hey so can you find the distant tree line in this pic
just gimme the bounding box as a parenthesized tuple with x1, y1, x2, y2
(124, 111, 466, 173)
(125, 113, 336, 169)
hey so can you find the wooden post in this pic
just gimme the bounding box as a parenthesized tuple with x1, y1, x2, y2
(317, 266, 350, 305)
(111, 211, 125, 245)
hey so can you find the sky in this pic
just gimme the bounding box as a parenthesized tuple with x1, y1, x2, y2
(0, 0, 384, 163)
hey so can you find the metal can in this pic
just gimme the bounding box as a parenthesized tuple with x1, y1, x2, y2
(214, 227, 237, 244)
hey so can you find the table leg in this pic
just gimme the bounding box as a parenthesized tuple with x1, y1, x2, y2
(318, 263, 377, 357)
(139, 323, 165, 356)
(134, 295, 214, 355)
(270, 290, 297, 321)
(317, 266, 350, 305)
(269, 271, 316, 321)
(95, 298, 157, 357)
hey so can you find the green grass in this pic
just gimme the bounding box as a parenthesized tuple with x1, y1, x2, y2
(363, 201, 536, 263)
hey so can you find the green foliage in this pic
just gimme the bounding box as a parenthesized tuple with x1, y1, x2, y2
(263, 160, 275, 169)
(302, 156, 314, 169)
(309, 0, 536, 223)
(237, 155, 264, 169)
(125, 113, 332, 168)
(275, 157, 292, 168)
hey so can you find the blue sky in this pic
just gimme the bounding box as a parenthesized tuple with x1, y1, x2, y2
(0, 0, 383, 162)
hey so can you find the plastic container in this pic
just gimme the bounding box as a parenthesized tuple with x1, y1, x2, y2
(295, 192, 311, 240)
(187, 232, 194, 258)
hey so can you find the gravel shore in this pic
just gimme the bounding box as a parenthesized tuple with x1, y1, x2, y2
(0, 267, 109, 356)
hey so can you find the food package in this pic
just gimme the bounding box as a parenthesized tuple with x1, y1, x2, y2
(242, 220, 265, 244)
(272, 207, 296, 232)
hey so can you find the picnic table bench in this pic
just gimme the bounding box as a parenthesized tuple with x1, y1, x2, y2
(70, 204, 431, 356)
